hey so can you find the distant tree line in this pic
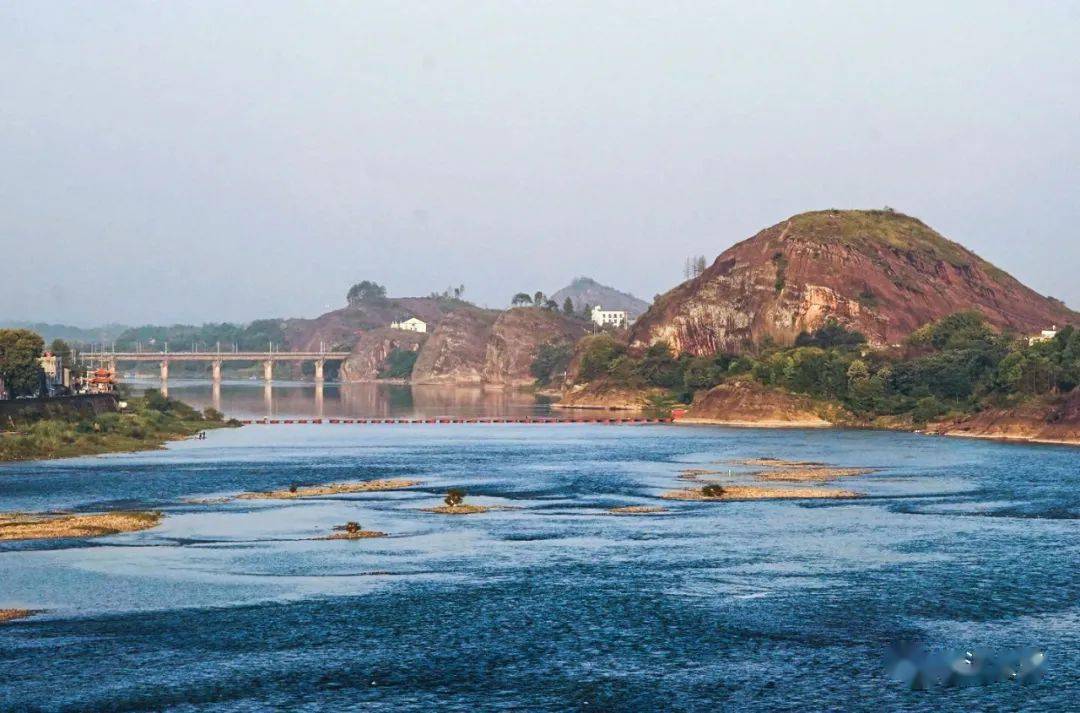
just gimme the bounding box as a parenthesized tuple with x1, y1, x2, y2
(511, 292, 590, 318)
(113, 320, 289, 352)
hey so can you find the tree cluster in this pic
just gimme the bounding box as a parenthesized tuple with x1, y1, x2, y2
(510, 292, 580, 315)
(570, 313, 1080, 425)
(346, 280, 388, 305)
(0, 328, 45, 397)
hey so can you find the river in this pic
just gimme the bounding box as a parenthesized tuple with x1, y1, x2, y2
(142, 379, 552, 420)
(1, 386, 1078, 710)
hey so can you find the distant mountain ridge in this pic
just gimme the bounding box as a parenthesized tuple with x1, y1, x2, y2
(550, 277, 649, 318)
(631, 209, 1078, 355)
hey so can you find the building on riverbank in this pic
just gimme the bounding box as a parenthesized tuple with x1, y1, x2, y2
(83, 368, 117, 394)
(38, 352, 72, 393)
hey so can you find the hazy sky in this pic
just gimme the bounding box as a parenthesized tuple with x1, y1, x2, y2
(2, 1, 1078, 326)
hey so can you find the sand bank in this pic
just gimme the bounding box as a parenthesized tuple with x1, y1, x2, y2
(678, 468, 726, 480)
(237, 478, 421, 500)
(729, 458, 824, 468)
(752, 467, 874, 482)
(321, 530, 388, 540)
(661, 486, 859, 501)
(423, 504, 491, 515)
(0, 609, 35, 623)
(0, 511, 162, 541)
(608, 505, 668, 515)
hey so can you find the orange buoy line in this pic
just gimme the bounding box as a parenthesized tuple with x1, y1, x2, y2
(237, 417, 670, 425)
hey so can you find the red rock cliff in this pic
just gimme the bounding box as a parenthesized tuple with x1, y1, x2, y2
(411, 308, 498, 385)
(481, 308, 590, 388)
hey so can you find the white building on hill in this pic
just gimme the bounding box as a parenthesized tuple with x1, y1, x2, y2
(391, 317, 428, 333)
(591, 305, 629, 329)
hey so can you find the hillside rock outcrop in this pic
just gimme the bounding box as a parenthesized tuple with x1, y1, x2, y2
(411, 308, 499, 385)
(555, 380, 665, 410)
(283, 297, 458, 354)
(481, 308, 591, 388)
(631, 210, 1078, 356)
(679, 380, 833, 427)
(933, 390, 1080, 445)
(338, 328, 427, 382)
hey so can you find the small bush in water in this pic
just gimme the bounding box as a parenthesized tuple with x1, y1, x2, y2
(444, 488, 466, 507)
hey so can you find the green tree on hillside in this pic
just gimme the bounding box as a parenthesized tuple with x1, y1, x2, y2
(563, 297, 574, 315)
(530, 342, 573, 385)
(379, 349, 419, 379)
(346, 281, 388, 306)
(0, 329, 45, 397)
(794, 318, 867, 349)
(512, 293, 533, 306)
(635, 341, 682, 388)
(577, 335, 625, 381)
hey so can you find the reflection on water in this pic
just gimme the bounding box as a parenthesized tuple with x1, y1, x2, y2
(129, 379, 551, 419)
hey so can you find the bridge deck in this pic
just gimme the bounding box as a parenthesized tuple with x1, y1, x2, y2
(87, 352, 350, 361)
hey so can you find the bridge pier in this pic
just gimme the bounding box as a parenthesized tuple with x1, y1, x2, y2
(314, 359, 325, 383)
(211, 359, 222, 383)
(263, 359, 274, 382)
(159, 360, 169, 397)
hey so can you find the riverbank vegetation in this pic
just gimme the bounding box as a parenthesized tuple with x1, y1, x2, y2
(0, 390, 238, 463)
(569, 312, 1079, 426)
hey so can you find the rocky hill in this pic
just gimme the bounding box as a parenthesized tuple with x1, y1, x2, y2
(551, 277, 650, 319)
(283, 297, 454, 353)
(481, 308, 591, 388)
(632, 210, 1077, 355)
(409, 307, 588, 387)
(338, 327, 427, 382)
(411, 307, 499, 385)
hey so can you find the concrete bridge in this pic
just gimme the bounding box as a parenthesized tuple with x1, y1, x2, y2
(85, 350, 350, 384)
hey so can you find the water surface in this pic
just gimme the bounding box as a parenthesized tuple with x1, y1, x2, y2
(138, 379, 550, 420)
(1, 421, 1078, 710)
